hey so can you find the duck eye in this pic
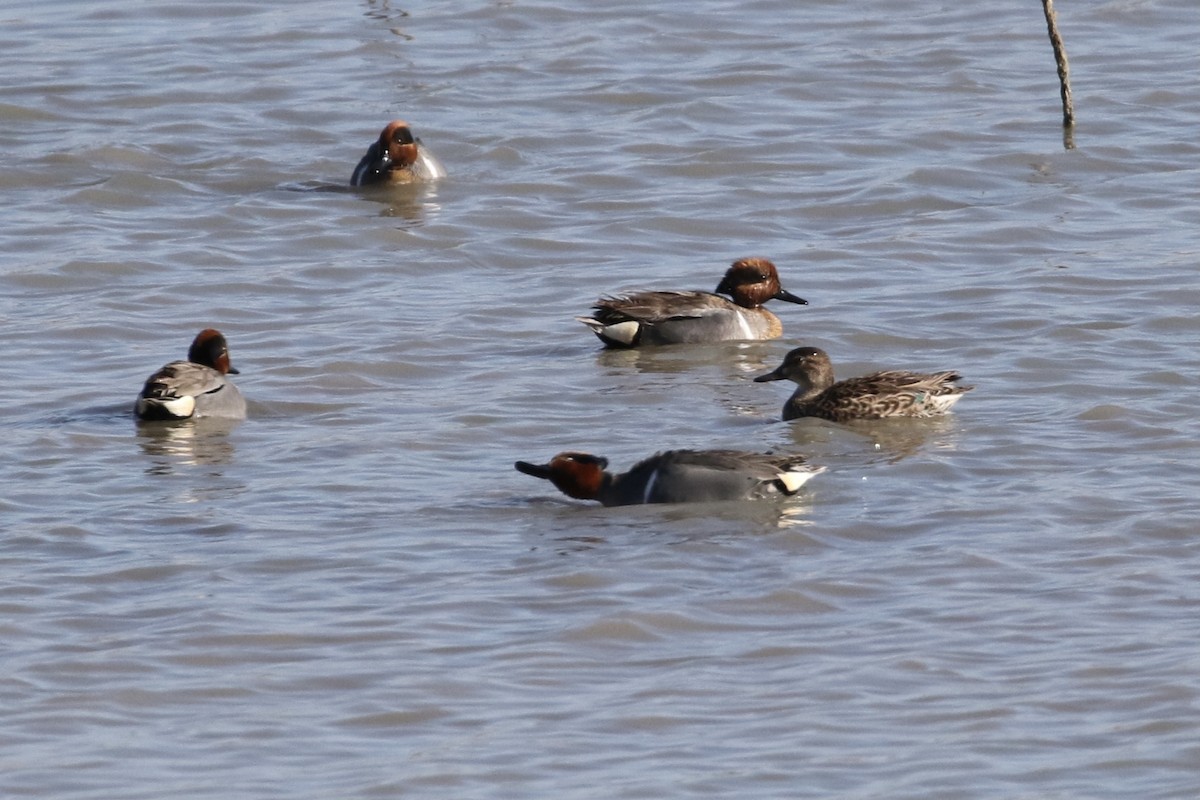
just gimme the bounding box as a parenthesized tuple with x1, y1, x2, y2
(393, 127, 415, 144)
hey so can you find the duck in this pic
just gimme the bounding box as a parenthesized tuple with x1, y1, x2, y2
(577, 257, 807, 347)
(754, 346, 972, 422)
(515, 449, 825, 506)
(134, 329, 247, 421)
(350, 120, 447, 186)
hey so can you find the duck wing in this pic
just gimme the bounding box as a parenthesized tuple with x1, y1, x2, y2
(590, 290, 731, 324)
(816, 370, 969, 419)
(614, 449, 822, 503)
(141, 361, 228, 399)
(136, 361, 236, 420)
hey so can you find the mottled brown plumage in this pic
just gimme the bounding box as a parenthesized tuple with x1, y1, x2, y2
(754, 346, 972, 422)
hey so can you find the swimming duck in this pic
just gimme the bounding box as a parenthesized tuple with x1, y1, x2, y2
(350, 120, 446, 186)
(754, 346, 972, 422)
(577, 257, 807, 347)
(515, 449, 825, 506)
(135, 329, 247, 421)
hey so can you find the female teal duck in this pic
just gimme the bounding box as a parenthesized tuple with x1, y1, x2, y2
(754, 346, 972, 422)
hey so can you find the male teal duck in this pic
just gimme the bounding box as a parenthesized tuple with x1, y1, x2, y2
(577, 258, 807, 347)
(516, 448, 824, 506)
(135, 329, 247, 421)
(351, 120, 446, 186)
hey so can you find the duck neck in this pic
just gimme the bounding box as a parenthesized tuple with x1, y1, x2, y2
(593, 473, 620, 505)
(787, 382, 822, 409)
(791, 365, 835, 402)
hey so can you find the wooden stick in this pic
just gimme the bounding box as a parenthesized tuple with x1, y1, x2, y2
(1042, 0, 1075, 130)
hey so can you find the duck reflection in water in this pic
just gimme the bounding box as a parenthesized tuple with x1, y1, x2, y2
(137, 417, 241, 473)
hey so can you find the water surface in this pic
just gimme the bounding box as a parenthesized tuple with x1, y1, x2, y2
(2, 0, 1199, 797)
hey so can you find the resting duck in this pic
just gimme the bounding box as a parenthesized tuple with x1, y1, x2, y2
(135, 329, 247, 421)
(577, 257, 807, 347)
(350, 120, 447, 186)
(515, 449, 825, 506)
(754, 346, 972, 422)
